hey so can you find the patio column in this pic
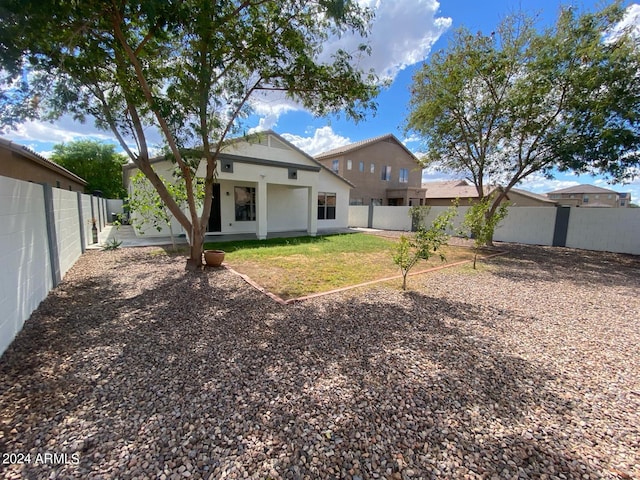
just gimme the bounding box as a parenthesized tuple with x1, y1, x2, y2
(307, 184, 318, 236)
(256, 177, 268, 240)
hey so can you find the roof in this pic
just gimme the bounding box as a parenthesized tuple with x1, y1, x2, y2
(0, 137, 87, 185)
(123, 130, 355, 188)
(546, 184, 621, 195)
(314, 133, 420, 165)
(423, 180, 486, 198)
(423, 179, 555, 203)
(509, 188, 556, 204)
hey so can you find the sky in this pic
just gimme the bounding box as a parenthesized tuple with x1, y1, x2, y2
(3, 0, 640, 203)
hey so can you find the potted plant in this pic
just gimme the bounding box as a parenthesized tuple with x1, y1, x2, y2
(203, 249, 225, 267)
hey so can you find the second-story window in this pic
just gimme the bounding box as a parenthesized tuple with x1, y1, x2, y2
(381, 165, 391, 181)
(332, 159, 339, 173)
(359, 161, 364, 172)
(399, 168, 409, 183)
(347, 159, 352, 170)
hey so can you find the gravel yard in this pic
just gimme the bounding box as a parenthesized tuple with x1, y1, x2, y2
(0, 244, 638, 480)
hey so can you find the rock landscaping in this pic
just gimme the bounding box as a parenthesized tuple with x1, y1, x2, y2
(0, 244, 638, 479)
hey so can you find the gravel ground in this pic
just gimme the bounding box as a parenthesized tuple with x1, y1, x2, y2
(0, 244, 638, 480)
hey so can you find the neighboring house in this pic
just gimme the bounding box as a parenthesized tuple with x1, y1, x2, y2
(423, 179, 556, 207)
(0, 137, 87, 191)
(546, 184, 632, 207)
(123, 130, 353, 239)
(315, 133, 426, 207)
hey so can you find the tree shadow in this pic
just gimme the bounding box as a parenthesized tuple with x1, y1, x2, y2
(488, 242, 640, 290)
(0, 248, 633, 479)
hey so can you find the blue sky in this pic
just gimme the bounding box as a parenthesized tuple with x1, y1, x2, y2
(4, 0, 640, 202)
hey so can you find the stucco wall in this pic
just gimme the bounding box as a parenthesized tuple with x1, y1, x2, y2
(0, 177, 53, 356)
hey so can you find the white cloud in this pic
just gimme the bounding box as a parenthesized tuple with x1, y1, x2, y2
(281, 126, 352, 156)
(323, 0, 451, 80)
(3, 118, 114, 145)
(250, 0, 451, 133)
(608, 3, 640, 40)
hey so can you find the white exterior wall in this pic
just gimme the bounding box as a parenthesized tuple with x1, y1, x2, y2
(127, 133, 352, 236)
(0, 177, 52, 356)
(494, 207, 556, 246)
(349, 206, 369, 227)
(53, 188, 83, 277)
(566, 208, 640, 255)
(317, 169, 350, 230)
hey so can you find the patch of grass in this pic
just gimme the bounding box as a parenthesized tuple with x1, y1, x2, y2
(205, 233, 476, 299)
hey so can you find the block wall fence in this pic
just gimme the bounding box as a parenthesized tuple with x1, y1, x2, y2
(0, 175, 111, 357)
(348, 205, 640, 256)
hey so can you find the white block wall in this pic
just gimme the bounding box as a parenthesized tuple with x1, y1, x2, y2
(81, 194, 93, 248)
(495, 207, 556, 246)
(348, 206, 369, 228)
(373, 206, 412, 231)
(566, 208, 640, 255)
(0, 177, 53, 356)
(53, 188, 83, 278)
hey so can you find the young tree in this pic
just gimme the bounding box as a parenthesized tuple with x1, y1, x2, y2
(460, 196, 509, 269)
(51, 140, 127, 198)
(0, 0, 379, 269)
(406, 2, 640, 243)
(393, 205, 457, 290)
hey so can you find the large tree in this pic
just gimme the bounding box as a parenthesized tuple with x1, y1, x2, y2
(51, 140, 127, 198)
(0, 0, 379, 268)
(406, 2, 640, 241)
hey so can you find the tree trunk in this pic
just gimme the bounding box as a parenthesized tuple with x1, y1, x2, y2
(186, 233, 204, 270)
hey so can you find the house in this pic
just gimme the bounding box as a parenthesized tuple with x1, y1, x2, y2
(123, 131, 353, 239)
(315, 134, 426, 207)
(0, 137, 87, 191)
(423, 179, 556, 207)
(546, 184, 632, 207)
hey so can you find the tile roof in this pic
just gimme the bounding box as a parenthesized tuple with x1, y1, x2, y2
(422, 179, 555, 203)
(546, 184, 620, 195)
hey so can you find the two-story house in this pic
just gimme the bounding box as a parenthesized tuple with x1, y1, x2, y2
(315, 134, 426, 206)
(546, 184, 632, 207)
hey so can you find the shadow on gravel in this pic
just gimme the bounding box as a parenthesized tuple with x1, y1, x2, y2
(489, 243, 640, 290)
(0, 249, 623, 479)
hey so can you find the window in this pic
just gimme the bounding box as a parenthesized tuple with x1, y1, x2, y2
(332, 160, 339, 173)
(56, 181, 60, 188)
(318, 192, 336, 220)
(621, 201, 626, 206)
(583, 196, 589, 203)
(399, 168, 409, 183)
(370, 163, 375, 173)
(347, 159, 352, 170)
(381, 165, 391, 181)
(235, 187, 256, 221)
(359, 161, 364, 172)
(349, 198, 363, 205)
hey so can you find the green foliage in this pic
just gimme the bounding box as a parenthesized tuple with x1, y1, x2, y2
(407, 2, 640, 235)
(127, 171, 204, 251)
(0, 0, 380, 267)
(393, 205, 457, 290)
(460, 197, 509, 269)
(102, 238, 122, 251)
(51, 140, 127, 198)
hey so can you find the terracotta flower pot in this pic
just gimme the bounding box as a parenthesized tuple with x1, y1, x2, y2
(204, 249, 225, 267)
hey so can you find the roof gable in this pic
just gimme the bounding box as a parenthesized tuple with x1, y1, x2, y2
(314, 133, 420, 165)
